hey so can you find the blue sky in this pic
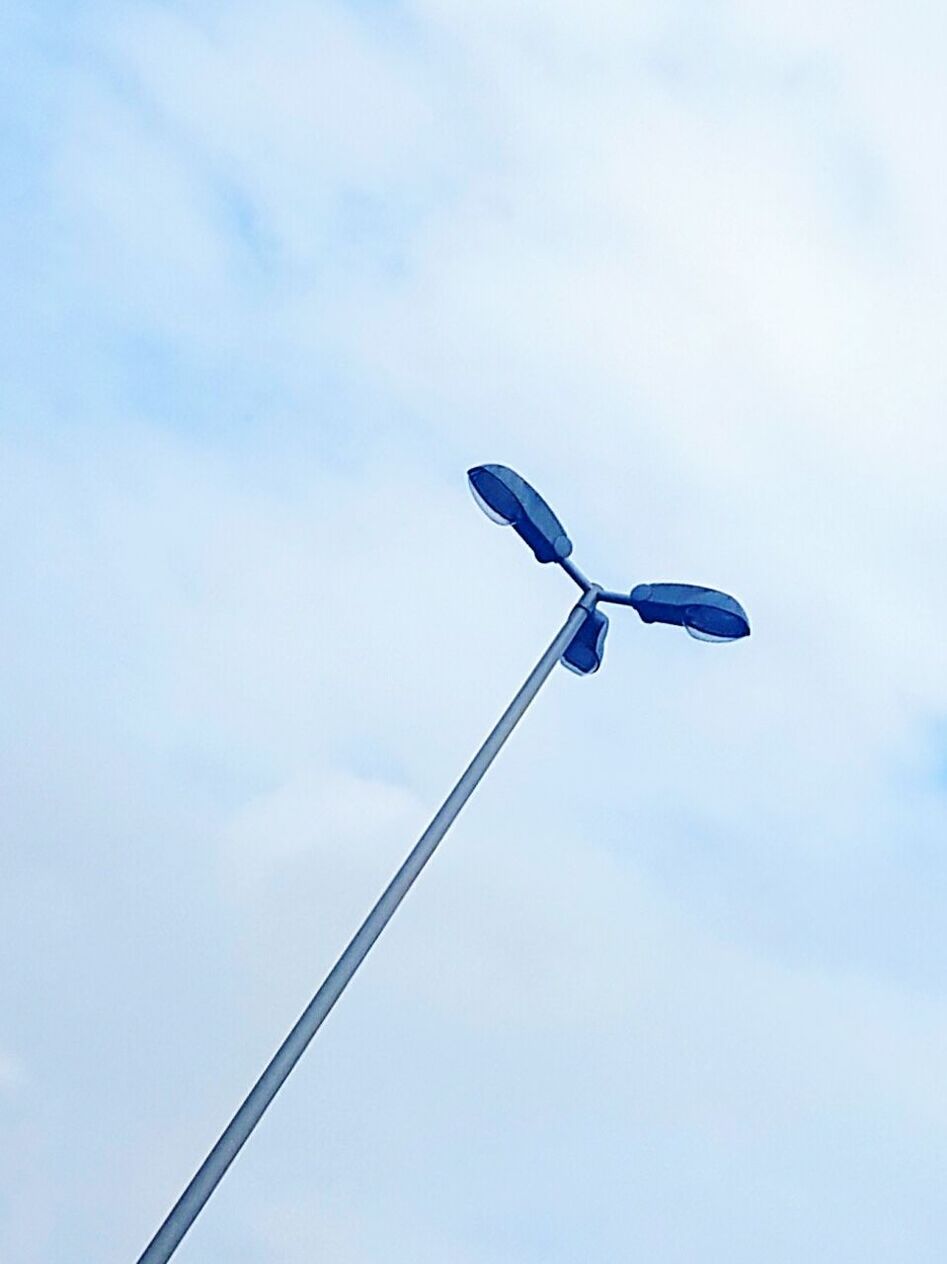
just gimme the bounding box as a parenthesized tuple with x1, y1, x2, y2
(3, 2, 947, 1261)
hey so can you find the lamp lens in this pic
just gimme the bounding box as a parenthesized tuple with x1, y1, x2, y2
(682, 605, 748, 643)
(469, 482, 512, 524)
(467, 469, 520, 525)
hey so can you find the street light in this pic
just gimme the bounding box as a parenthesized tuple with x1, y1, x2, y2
(136, 463, 750, 1263)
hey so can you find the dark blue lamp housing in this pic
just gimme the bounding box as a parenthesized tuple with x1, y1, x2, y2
(629, 583, 750, 643)
(561, 608, 608, 675)
(467, 464, 573, 563)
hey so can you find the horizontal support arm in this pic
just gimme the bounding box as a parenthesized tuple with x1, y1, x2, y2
(595, 589, 637, 607)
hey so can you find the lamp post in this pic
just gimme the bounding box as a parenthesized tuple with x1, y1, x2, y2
(136, 464, 750, 1263)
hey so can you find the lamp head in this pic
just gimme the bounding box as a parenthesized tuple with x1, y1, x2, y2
(561, 608, 608, 675)
(629, 583, 750, 643)
(467, 464, 572, 564)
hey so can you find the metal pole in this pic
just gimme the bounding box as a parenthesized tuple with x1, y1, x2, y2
(137, 591, 598, 1264)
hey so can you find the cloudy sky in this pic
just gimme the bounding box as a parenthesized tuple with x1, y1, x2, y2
(3, 2, 947, 1260)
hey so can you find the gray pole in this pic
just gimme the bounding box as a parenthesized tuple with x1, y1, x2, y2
(136, 590, 598, 1264)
